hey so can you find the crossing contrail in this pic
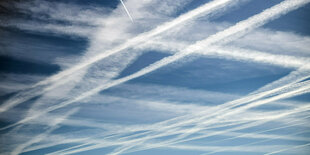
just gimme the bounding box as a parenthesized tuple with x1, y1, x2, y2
(1, 0, 308, 132)
(264, 142, 310, 155)
(120, 0, 134, 22)
(106, 82, 310, 155)
(32, 78, 310, 154)
(0, 0, 242, 113)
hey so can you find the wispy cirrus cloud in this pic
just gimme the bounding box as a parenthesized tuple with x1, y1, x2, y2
(0, 0, 309, 154)
(9, 0, 307, 129)
(0, 0, 244, 116)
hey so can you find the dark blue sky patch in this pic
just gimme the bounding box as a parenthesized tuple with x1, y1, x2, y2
(49, 0, 120, 9)
(0, 56, 60, 75)
(0, 27, 87, 46)
(0, 92, 16, 103)
(174, 0, 211, 17)
(0, 27, 88, 67)
(201, 73, 291, 94)
(263, 3, 310, 36)
(0, 27, 88, 55)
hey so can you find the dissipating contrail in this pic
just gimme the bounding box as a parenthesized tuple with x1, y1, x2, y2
(120, 0, 134, 22)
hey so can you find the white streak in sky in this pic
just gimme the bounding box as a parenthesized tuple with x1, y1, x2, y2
(35, 84, 310, 154)
(202, 130, 310, 155)
(264, 142, 310, 155)
(138, 40, 310, 69)
(120, 0, 134, 22)
(2, 0, 308, 132)
(10, 108, 79, 155)
(0, 0, 240, 113)
(106, 83, 310, 155)
(253, 68, 310, 94)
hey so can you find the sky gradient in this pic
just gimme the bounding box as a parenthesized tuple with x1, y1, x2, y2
(0, 0, 310, 154)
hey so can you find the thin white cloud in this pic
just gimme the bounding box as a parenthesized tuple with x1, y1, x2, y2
(1, 0, 309, 154)
(45, 77, 310, 154)
(9, 0, 307, 130)
(264, 142, 310, 155)
(10, 108, 79, 155)
(253, 68, 310, 94)
(1, 1, 307, 140)
(0, 0, 242, 114)
(140, 39, 310, 69)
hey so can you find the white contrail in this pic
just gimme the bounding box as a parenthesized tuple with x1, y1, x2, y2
(50, 0, 310, 131)
(59, 0, 310, 112)
(54, 80, 310, 155)
(252, 67, 310, 94)
(139, 40, 310, 69)
(0, 0, 240, 113)
(8, 0, 307, 129)
(30, 79, 310, 155)
(58, 109, 310, 155)
(25, 120, 308, 154)
(10, 108, 79, 155)
(100, 74, 310, 154)
(120, 0, 134, 22)
(37, 110, 300, 155)
(264, 142, 310, 155)
(113, 103, 310, 155)
(202, 130, 310, 155)
(44, 92, 309, 154)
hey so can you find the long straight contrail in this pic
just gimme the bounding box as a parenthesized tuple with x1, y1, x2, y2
(11, 108, 79, 155)
(201, 130, 310, 155)
(198, 46, 310, 69)
(25, 118, 307, 154)
(112, 104, 310, 155)
(29, 79, 310, 154)
(40, 105, 310, 155)
(106, 83, 310, 155)
(252, 68, 310, 94)
(2, 0, 308, 131)
(120, 0, 134, 22)
(264, 142, 310, 155)
(40, 80, 310, 155)
(0, 0, 241, 113)
(55, 101, 310, 155)
(138, 40, 310, 69)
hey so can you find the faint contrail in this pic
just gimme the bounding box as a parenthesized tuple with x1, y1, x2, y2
(120, 0, 134, 22)
(138, 40, 310, 69)
(43, 84, 310, 155)
(113, 97, 310, 155)
(0, 0, 241, 113)
(202, 130, 310, 155)
(252, 67, 310, 94)
(58, 107, 310, 155)
(11, 108, 79, 155)
(25, 118, 307, 154)
(1, 0, 308, 132)
(49, 0, 309, 154)
(264, 142, 310, 155)
(35, 80, 310, 155)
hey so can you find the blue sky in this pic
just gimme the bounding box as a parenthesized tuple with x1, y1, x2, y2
(0, 0, 310, 154)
